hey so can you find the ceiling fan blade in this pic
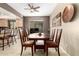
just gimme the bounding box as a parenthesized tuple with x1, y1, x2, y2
(28, 4, 32, 8)
(34, 9, 39, 12)
(34, 6, 40, 9)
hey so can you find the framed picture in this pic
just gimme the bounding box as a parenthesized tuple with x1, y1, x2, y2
(52, 12, 61, 27)
(62, 5, 74, 23)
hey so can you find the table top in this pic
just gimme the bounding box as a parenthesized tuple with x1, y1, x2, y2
(28, 33, 49, 40)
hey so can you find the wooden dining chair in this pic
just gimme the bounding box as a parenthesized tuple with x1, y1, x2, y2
(12, 29, 18, 43)
(0, 29, 10, 50)
(19, 29, 34, 56)
(22, 28, 28, 41)
(45, 29, 62, 56)
(9, 29, 17, 45)
(50, 29, 56, 41)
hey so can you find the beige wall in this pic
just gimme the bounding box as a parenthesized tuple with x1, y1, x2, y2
(50, 3, 79, 56)
(0, 19, 8, 27)
(16, 19, 23, 28)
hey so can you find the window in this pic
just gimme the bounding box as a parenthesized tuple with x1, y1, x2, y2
(8, 20, 16, 29)
(29, 20, 44, 33)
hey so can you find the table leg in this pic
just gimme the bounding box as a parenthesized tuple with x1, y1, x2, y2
(3, 39, 4, 50)
(34, 40, 36, 52)
(44, 40, 46, 53)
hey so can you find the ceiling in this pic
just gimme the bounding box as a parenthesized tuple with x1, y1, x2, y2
(7, 3, 57, 16)
(0, 7, 16, 19)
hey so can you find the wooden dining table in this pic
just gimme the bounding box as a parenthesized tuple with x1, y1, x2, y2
(28, 33, 50, 52)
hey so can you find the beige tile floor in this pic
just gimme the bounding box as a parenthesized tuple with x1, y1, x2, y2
(0, 38, 68, 56)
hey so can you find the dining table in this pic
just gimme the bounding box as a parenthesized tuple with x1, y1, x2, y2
(28, 33, 50, 52)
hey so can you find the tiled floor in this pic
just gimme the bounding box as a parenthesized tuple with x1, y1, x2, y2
(0, 38, 68, 56)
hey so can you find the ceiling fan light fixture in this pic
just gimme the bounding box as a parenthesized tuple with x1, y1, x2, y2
(30, 9, 34, 12)
(24, 3, 40, 13)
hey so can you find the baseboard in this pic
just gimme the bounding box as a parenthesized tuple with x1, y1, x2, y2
(60, 46, 70, 56)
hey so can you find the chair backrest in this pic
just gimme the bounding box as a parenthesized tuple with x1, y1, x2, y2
(19, 29, 24, 45)
(13, 29, 18, 36)
(51, 29, 56, 41)
(3, 29, 10, 39)
(7, 29, 11, 35)
(55, 29, 62, 46)
(9, 29, 13, 35)
(22, 28, 28, 41)
(3, 29, 6, 38)
(23, 29, 28, 37)
(19, 28, 28, 45)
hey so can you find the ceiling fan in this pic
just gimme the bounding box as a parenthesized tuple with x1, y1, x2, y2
(24, 4, 40, 12)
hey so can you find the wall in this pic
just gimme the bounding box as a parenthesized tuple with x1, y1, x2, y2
(50, 3, 79, 56)
(16, 18, 23, 28)
(23, 16, 50, 34)
(0, 19, 8, 27)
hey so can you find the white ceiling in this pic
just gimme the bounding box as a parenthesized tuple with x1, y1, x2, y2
(0, 7, 17, 19)
(7, 3, 57, 16)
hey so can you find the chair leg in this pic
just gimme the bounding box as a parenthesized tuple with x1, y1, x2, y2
(34, 40, 36, 52)
(7, 39, 10, 47)
(34, 45, 36, 52)
(2, 39, 4, 50)
(44, 48, 45, 53)
(11, 37, 14, 45)
(31, 46, 34, 56)
(20, 46, 23, 56)
(58, 47, 60, 56)
(46, 46, 48, 56)
(24, 47, 26, 50)
(14, 36, 17, 43)
(12, 37, 14, 45)
(55, 48, 58, 51)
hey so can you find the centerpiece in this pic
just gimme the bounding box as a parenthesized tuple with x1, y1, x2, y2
(38, 32, 42, 36)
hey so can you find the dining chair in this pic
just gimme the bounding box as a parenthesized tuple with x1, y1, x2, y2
(0, 29, 10, 50)
(13, 29, 18, 43)
(9, 29, 17, 45)
(50, 29, 56, 41)
(22, 28, 28, 41)
(19, 29, 34, 56)
(45, 29, 62, 56)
